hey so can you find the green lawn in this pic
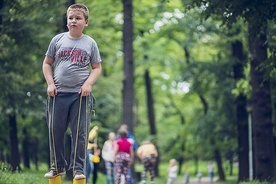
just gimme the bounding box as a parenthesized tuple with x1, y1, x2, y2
(0, 162, 271, 184)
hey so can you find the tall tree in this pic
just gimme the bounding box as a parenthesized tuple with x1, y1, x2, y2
(144, 69, 156, 135)
(248, 20, 274, 181)
(232, 40, 249, 181)
(122, 0, 134, 132)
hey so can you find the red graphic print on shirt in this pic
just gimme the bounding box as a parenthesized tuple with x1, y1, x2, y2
(58, 48, 88, 64)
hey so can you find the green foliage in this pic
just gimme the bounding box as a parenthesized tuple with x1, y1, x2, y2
(184, 0, 276, 29)
(0, 0, 67, 165)
(132, 0, 241, 165)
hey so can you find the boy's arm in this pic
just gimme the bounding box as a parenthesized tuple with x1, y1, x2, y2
(42, 56, 57, 96)
(79, 62, 102, 96)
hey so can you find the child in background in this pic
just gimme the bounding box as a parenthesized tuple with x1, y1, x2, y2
(102, 132, 116, 184)
(92, 146, 101, 184)
(116, 124, 138, 184)
(137, 140, 158, 184)
(86, 126, 99, 183)
(114, 127, 134, 184)
(166, 159, 178, 184)
(208, 161, 215, 184)
(196, 170, 202, 183)
(184, 169, 190, 184)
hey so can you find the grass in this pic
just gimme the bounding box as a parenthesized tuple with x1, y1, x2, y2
(0, 162, 272, 184)
(0, 162, 167, 184)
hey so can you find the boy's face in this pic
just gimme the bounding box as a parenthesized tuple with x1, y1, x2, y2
(67, 10, 88, 36)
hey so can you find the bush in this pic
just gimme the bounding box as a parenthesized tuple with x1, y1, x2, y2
(0, 162, 12, 171)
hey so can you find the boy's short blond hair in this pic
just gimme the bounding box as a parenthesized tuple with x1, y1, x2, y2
(67, 4, 89, 20)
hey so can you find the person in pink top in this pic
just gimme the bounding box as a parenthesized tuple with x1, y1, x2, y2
(114, 127, 134, 184)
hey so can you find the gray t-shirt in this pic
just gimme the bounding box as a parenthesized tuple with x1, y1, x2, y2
(46, 32, 101, 93)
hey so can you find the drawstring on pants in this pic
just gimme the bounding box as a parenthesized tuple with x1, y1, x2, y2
(72, 95, 89, 174)
(48, 95, 58, 172)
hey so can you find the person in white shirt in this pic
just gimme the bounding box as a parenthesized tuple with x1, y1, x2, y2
(102, 132, 116, 184)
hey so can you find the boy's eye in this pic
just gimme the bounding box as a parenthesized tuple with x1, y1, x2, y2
(68, 17, 82, 20)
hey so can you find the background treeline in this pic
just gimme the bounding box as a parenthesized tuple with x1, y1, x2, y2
(0, 0, 276, 183)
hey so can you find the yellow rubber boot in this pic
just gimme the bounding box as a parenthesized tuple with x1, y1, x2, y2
(73, 179, 86, 184)
(48, 176, 62, 184)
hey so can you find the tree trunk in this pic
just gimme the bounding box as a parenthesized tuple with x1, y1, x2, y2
(144, 69, 156, 135)
(122, 0, 134, 132)
(178, 134, 185, 175)
(179, 116, 185, 175)
(231, 40, 249, 181)
(0, 0, 3, 28)
(229, 158, 233, 176)
(214, 148, 226, 181)
(33, 138, 39, 170)
(194, 155, 199, 175)
(168, 93, 186, 176)
(22, 127, 30, 169)
(144, 69, 159, 176)
(236, 94, 249, 181)
(248, 21, 275, 181)
(9, 114, 21, 171)
(61, 0, 75, 32)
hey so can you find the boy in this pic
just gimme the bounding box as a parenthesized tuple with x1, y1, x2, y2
(43, 4, 102, 180)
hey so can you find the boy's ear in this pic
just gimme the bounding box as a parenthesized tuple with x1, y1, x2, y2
(85, 19, 88, 26)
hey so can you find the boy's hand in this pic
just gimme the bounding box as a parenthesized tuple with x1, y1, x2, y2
(47, 83, 57, 96)
(79, 83, 92, 96)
